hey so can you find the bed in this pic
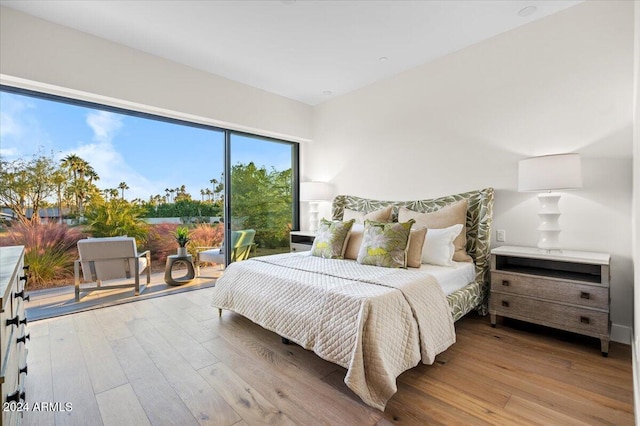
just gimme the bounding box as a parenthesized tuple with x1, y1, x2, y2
(211, 187, 494, 410)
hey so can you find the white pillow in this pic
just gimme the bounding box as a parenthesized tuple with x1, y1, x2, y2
(421, 224, 464, 267)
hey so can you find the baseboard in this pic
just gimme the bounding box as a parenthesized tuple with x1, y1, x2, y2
(633, 333, 639, 426)
(611, 323, 633, 344)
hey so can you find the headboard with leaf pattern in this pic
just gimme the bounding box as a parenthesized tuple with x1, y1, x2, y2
(331, 187, 494, 285)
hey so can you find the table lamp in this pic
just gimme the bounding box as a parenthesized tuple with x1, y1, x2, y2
(518, 153, 582, 251)
(300, 181, 333, 232)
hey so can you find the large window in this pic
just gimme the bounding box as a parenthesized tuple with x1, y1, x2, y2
(0, 85, 298, 284)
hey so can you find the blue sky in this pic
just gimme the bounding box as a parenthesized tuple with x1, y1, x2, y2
(0, 90, 293, 201)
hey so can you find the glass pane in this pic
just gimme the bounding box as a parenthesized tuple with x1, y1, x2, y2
(0, 88, 226, 281)
(229, 133, 295, 261)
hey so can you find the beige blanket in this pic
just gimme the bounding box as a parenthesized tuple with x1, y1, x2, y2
(210, 253, 456, 410)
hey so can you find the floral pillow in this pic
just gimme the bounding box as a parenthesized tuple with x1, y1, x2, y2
(310, 219, 355, 259)
(356, 219, 415, 268)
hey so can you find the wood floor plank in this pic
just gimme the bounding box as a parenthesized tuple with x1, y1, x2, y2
(72, 311, 128, 394)
(22, 323, 54, 426)
(442, 345, 634, 425)
(504, 394, 591, 426)
(198, 362, 296, 426)
(48, 316, 104, 426)
(132, 299, 219, 370)
(95, 384, 151, 426)
(202, 336, 381, 426)
(110, 335, 199, 426)
(23, 290, 633, 426)
(126, 317, 240, 426)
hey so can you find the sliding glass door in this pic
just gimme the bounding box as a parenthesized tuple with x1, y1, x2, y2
(226, 133, 299, 263)
(0, 85, 299, 276)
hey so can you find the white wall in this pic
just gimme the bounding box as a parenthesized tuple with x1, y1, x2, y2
(304, 1, 635, 340)
(0, 7, 312, 142)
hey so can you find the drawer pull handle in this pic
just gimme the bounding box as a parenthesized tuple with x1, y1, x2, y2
(14, 289, 30, 302)
(501, 301, 510, 308)
(19, 365, 28, 376)
(6, 316, 19, 327)
(580, 316, 590, 324)
(19, 275, 27, 282)
(17, 333, 30, 345)
(19, 317, 28, 326)
(23, 265, 30, 271)
(502, 280, 510, 287)
(6, 390, 25, 403)
(580, 292, 590, 300)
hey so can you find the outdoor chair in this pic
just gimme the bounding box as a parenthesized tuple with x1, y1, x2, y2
(196, 229, 256, 276)
(74, 236, 151, 301)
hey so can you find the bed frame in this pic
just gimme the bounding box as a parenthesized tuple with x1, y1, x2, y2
(331, 187, 494, 321)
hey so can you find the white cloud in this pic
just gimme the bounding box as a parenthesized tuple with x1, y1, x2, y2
(0, 111, 22, 138)
(57, 141, 157, 200)
(86, 111, 123, 142)
(0, 147, 19, 157)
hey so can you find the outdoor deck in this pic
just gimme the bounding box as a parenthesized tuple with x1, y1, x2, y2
(26, 266, 222, 321)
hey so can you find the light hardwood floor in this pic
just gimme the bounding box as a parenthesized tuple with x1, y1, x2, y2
(22, 287, 633, 425)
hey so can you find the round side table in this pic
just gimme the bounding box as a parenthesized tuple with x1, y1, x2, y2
(164, 254, 196, 286)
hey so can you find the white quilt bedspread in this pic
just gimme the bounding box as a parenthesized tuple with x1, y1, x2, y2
(210, 252, 456, 410)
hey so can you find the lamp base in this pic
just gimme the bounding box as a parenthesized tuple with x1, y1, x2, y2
(537, 192, 562, 250)
(309, 202, 320, 233)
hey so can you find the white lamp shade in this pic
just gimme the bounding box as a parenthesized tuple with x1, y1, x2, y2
(518, 153, 582, 192)
(300, 181, 332, 201)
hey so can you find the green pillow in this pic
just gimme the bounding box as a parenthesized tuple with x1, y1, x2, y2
(356, 219, 415, 268)
(310, 219, 355, 259)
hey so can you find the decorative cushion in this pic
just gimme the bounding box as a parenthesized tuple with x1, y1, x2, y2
(406, 227, 428, 268)
(421, 224, 464, 267)
(398, 200, 472, 262)
(310, 219, 355, 259)
(347, 224, 425, 266)
(344, 223, 365, 260)
(356, 219, 415, 268)
(343, 206, 393, 224)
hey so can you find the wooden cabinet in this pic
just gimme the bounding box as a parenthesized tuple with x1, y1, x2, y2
(1, 246, 29, 425)
(490, 245, 610, 356)
(289, 231, 315, 253)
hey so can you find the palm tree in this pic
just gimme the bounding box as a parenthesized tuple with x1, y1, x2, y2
(51, 170, 67, 223)
(61, 154, 95, 217)
(118, 181, 129, 199)
(200, 189, 205, 202)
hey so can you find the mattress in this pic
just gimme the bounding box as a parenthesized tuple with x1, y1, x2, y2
(417, 261, 476, 296)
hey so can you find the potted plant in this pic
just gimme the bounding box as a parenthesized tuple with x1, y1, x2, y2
(175, 226, 190, 256)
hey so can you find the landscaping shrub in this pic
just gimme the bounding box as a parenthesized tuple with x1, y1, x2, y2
(84, 198, 149, 244)
(0, 222, 86, 289)
(188, 223, 224, 257)
(144, 223, 180, 264)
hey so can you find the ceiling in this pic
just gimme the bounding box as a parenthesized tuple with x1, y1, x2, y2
(2, 0, 582, 105)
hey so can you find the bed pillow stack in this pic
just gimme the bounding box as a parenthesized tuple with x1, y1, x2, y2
(398, 200, 472, 263)
(341, 200, 470, 268)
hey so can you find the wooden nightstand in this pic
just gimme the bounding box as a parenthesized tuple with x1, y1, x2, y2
(289, 231, 315, 253)
(490, 245, 611, 356)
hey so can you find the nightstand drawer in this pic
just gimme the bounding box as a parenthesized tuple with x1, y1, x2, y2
(491, 272, 608, 309)
(490, 293, 609, 336)
(291, 243, 312, 253)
